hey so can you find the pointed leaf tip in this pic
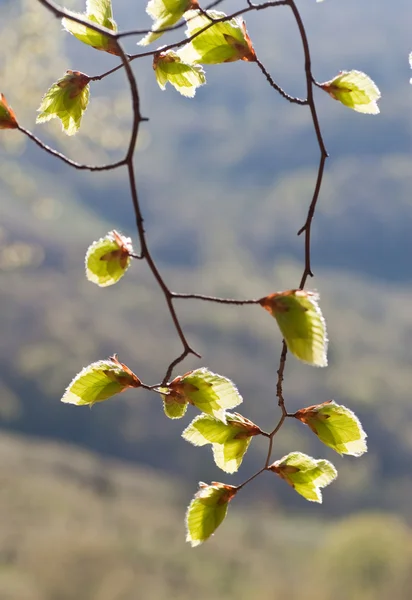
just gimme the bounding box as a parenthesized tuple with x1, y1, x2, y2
(36, 71, 90, 136)
(0, 94, 18, 129)
(63, 0, 119, 54)
(163, 368, 242, 422)
(270, 452, 337, 503)
(85, 230, 134, 287)
(186, 481, 237, 546)
(295, 400, 367, 457)
(320, 70, 381, 114)
(62, 355, 141, 407)
(260, 290, 328, 367)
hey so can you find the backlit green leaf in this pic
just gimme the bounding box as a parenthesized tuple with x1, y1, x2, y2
(162, 392, 189, 419)
(320, 70, 381, 114)
(63, 0, 119, 54)
(186, 481, 237, 546)
(85, 230, 133, 287)
(182, 413, 261, 473)
(164, 368, 243, 422)
(36, 70, 90, 136)
(139, 0, 197, 46)
(259, 290, 328, 367)
(181, 10, 256, 65)
(269, 452, 337, 503)
(0, 94, 18, 129)
(62, 355, 141, 406)
(153, 50, 206, 97)
(294, 400, 367, 457)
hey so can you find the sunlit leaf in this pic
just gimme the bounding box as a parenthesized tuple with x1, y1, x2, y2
(259, 290, 327, 367)
(182, 413, 261, 473)
(85, 230, 134, 287)
(181, 10, 256, 64)
(0, 93, 18, 129)
(320, 70, 381, 114)
(186, 481, 237, 546)
(162, 368, 243, 422)
(294, 400, 367, 457)
(36, 70, 90, 136)
(269, 452, 337, 503)
(63, 0, 119, 54)
(153, 50, 206, 97)
(162, 391, 189, 419)
(62, 355, 141, 406)
(139, 0, 197, 46)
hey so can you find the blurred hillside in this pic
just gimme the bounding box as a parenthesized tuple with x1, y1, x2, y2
(0, 0, 412, 588)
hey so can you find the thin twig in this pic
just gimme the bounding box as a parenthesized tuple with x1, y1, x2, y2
(172, 293, 260, 305)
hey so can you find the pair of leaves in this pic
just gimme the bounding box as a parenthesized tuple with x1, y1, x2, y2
(63, 0, 119, 55)
(182, 413, 261, 473)
(85, 231, 134, 287)
(61, 355, 141, 406)
(152, 9, 256, 97)
(295, 400, 367, 457)
(259, 290, 328, 367)
(160, 368, 243, 422)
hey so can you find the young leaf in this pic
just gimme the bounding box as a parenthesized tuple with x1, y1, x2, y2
(182, 413, 261, 473)
(36, 71, 90, 136)
(0, 94, 18, 129)
(162, 368, 243, 422)
(320, 70, 381, 114)
(85, 230, 134, 287)
(269, 452, 337, 503)
(181, 10, 256, 65)
(153, 50, 206, 97)
(62, 355, 141, 406)
(162, 391, 189, 420)
(186, 481, 237, 546)
(294, 400, 367, 457)
(63, 0, 119, 54)
(259, 290, 328, 367)
(139, 0, 198, 46)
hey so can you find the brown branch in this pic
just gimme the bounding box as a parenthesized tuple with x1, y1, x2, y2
(172, 292, 260, 305)
(255, 57, 307, 105)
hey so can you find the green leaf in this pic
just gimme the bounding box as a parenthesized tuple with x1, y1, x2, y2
(139, 0, 197, 46)
(320, 70, 381, 114)
(85, 230, 134, 287)
(36, 70, 90, 136)
(63, 0, 119, 54)
(182, 413, 261, 473)
(163, 368, 243, 422)
(294, 400, 367, 457)
(269, 452, 337, 503)
(186, 481, 237, 546)
(62, 355, 141, 406)
(259, 290, 328, 367)
(162, 393, 189, 419)
(0, 93, 18, 129)
(181, 10, 256, 65)
(153, 50, 206, 97)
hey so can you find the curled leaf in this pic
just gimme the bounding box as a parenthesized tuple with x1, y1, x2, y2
(36, 70, 90, 136)
(63, 0, 119, 54)
(181, 10, 256, 64)
(259, 290, 328, 367)
(0, 94, 18, 129)
(269, 452, 337, 503)
(320, 70, 381, 114)
(186, 481, 237, 546)
(62, 355, 141, 406)
(153, 50, 206, 97)
(139, 0, 198, 46)
(182, 413, 261, 473)
(85, 230, 134, 287)
(294, 400, 367, 457)
(161, 368, 243, 421)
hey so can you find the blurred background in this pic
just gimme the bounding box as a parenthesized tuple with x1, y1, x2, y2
(1, 0, 412, 598)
